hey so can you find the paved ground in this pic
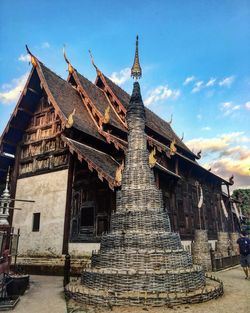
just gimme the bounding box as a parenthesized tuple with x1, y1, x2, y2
(5, 275, 67, 313)
(3, 266, 249, 313)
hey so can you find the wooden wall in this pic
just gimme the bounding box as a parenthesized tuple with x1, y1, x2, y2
(18, 94, 68, 177)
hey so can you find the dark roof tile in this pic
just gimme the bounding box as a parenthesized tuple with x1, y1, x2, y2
(39, 63, 104, 141)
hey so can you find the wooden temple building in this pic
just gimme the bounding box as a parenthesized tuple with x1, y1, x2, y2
(0, 45, 238, 259)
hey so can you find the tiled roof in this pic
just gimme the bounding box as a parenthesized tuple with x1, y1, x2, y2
(75, 72, 126, 131)
(62, 136, 118, 189)
(39, 63, 104, 141)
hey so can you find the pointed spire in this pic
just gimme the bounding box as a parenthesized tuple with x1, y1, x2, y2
(63, 46, 74, 74)
(131, 35, 142, 80)
(88, 49, 102, 76)
(26, 45, 38, 67)
(0, 167, 11, 226)
(4, 167, 10, 193)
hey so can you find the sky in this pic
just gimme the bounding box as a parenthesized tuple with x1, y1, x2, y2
(0, 0, 249, 190)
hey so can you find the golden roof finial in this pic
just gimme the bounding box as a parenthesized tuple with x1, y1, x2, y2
(63, 46, 74, 74)
(131, 35, 142, 80)
(103, 106, 110, 124)
(170, 139, 177, 156)
(115, 160, 124, 185)
(149, 147, 157, 168)
(25, 45, 38, 67)
(65, 108, 76, 128)
(88, 49, 102, 76)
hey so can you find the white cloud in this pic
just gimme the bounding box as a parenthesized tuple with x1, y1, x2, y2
(41, 42, 50, 49)
(201, 126, 211, 131)
(206, 78, 216, 87)
(109, 67, 130, 86)
(186, 132, 248, 154)
(245, 101, 250, 110)
(219, 76, 235, 87)
(18, 54, 30, 62)
(220, 101, 241, 116)
(186, 132, 250, 189)
(0, 72, 29, 105)
(144, 85, 180, 106)
(191, 81, 203, 93)
(183, 76, 195, 86)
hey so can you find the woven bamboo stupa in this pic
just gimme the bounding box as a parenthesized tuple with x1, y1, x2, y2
(65, 37, 223, 307)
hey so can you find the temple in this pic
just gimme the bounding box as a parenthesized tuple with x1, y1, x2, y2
(0, 41, 238, 265)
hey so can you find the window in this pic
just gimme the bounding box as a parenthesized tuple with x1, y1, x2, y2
(32, 213, 40, 232)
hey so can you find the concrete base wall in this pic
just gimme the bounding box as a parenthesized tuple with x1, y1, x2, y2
(13, 170, 68, 257)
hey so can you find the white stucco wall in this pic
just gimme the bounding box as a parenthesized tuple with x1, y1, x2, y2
(13, 170, 68, 257)
(69, 243, 100, 257)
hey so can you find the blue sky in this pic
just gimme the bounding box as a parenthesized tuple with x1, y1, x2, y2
(0, 0, 249, 189)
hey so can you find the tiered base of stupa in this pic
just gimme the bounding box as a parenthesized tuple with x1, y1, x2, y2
(65, 275, 223, 307)
(65, 208, 223, 307)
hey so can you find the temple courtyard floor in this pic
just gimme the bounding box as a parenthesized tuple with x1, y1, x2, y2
(5, 266, 249, 313)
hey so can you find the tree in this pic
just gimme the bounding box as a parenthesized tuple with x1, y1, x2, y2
(233, 189, 250, 215)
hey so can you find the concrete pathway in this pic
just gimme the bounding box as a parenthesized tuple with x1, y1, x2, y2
(6, 275, 67, 313)
(4, 267, 250, 313)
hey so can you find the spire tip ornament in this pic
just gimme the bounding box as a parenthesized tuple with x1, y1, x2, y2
(63, 46, 74, 74)
(131, 35, 142, 80)
(25, 45, 38, 67)
(88, 49, 102, 76)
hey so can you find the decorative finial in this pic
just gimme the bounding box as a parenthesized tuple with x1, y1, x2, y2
(229, 174, 234, 185)
(197, 150, 202, 159)
(168, 114, 173, 125)
(5, 167, 10, 190)
(88, 49, 102, 76)
(170, 139, 177, 156)
(25, 45, 38, 67)
(181, 132, 184, 141)
(103, 106, 110, 124)
(63, 46, 74, 74)
(149, 147, 157, 168)
(65, 108, 76, 128)
(131, 35, 142, 80)
(115, 160, 124, 185)
(0, 167, 11, 226)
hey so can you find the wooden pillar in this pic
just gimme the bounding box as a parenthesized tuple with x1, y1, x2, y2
(174, 157, 179, 176)
(62, 154, 74, 255)
(9, 145, 21, 226)
(227, 184, 235, 232)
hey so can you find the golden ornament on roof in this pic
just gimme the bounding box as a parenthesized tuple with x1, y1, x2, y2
(65, 108, 76, 128)
(131, 35, 142, 80)
(25, 45, 38, 67)
(170, 139, 177, 156)
(103, 106, 110, 124)
(63, 46, 74, 74)
(115, 160, 124, 184)
(149, 147, 157, 168)
(89, 49, 102, 76)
